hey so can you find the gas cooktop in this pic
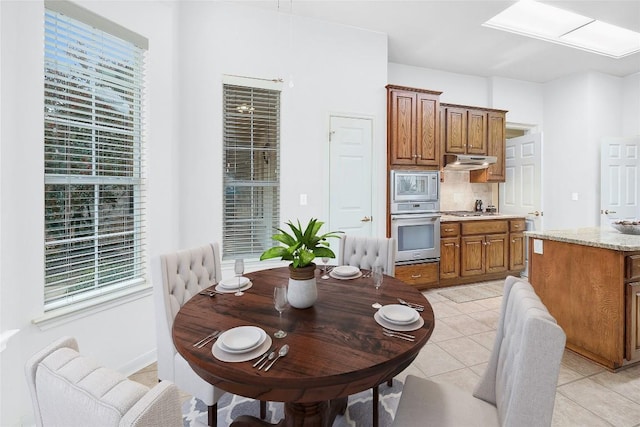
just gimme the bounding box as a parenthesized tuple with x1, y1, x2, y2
(441, 211, 498, 217)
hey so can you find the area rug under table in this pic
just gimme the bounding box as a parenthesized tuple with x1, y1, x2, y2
(437, 280, 504, 303)
(183, 379, 403, 427)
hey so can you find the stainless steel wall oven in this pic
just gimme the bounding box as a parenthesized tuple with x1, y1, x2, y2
(390, 170, 441, 264)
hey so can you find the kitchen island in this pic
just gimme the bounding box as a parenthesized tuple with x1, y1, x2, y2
(526, 227, 640, 370)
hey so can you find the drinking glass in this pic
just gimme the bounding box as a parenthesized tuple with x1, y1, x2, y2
(273, 286, 288, 338)
(371, 265, 384, 309)
(321, 257, 330, 279)
(234, 259, 245, 296)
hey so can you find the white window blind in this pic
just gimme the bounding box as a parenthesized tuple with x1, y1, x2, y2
(223, 83, 280, 260)
(44, 5, 147, 310)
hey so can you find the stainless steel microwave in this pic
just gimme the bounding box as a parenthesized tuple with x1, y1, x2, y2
(390, 170, 439, 214)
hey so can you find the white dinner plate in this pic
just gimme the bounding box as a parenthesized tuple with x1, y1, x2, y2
(330, 270, 363, 280)
(332, 265, 361, 277)
(218, 326, 265, 353)
(218, 276, 250, 289)
(213, 335, 273, 363)
(378, 304, 420, 325)
(374, 311, 424, 332)
(215, 281, 253, 294)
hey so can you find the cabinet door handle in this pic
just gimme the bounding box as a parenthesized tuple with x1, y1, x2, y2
(603, 210, 617, 215)
(445, 228, 453, 232)
(455, 244, 460, 247)
(361, 216, 372, 222)
(411, 274, 422, 279)
(512, 239, 516, 243)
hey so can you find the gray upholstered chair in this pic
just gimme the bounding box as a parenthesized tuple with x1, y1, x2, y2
(337, 234, 396, 427)
(25, 336, 182, 427)
(153, 243, 265, 427)
(392, 276, 566, 427)
(337, 234, 396, 276)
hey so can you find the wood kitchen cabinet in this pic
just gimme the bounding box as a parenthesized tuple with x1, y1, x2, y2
(460, 220, 508, 277)
(509, 219, 526, 271)
(441, 104, 488, 156)
(387, 85, 442, 167)
(440, 223, 460, 280)
(529, 237, 640, 370)
(395, 261, 439, 290)
(439, 218, 524, 287)
(626, 255, 640, 361)
(470, 111, 507, 183)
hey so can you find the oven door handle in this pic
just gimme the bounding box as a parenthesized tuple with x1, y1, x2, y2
(391, 214, 441, 221)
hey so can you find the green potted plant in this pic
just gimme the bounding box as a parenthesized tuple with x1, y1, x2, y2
(260, 218, 342, 308)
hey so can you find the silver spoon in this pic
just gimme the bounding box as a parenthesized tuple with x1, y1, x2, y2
(258, 348, 277, 370)
(264, 344, 289, 372)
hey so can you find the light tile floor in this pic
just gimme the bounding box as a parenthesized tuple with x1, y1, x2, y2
(130, 281, 640, 427)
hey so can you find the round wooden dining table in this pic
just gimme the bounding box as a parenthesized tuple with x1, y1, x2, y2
(172, 265, 435, 427)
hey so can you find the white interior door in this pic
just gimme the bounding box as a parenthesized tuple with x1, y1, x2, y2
(329, 116, 373, 242)
(600, 137, 640, 225)
(499, 133, 543, 231)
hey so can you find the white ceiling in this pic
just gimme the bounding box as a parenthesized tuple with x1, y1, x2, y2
(242, 0, 640, 83)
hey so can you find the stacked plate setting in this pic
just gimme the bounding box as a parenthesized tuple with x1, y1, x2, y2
(374, 304, 424, 332)
(215, 276, 252, 293)
(329, 265, 362, 280)
(212, 326, 272, 362)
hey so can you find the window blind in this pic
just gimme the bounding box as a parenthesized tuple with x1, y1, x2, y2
(223, 84, 280, 260)
(44, 7, 146, 310)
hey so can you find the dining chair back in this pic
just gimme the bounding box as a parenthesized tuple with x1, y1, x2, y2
(152, 243, 225, 427)
(25, 336, 182, 427)
(392, 276, 566, 427)
(337, 235, 396, 276)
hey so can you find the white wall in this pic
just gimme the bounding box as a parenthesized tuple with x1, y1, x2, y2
(0, 1, 179, 425)
(542, 72, 623, 229)
(623, 73, 640, 136)
(177, 2, 388, 271)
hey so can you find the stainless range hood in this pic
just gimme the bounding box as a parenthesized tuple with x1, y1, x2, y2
(443, 154, 497, 171)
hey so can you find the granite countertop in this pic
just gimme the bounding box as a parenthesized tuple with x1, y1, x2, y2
(440, 213, 526, 222)
(525, 227, 640, 251)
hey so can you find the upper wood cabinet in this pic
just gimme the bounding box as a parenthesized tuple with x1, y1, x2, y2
(442, 105, 488, 156)
(387, 85, 442, 167)
(470, 110, 507, 183)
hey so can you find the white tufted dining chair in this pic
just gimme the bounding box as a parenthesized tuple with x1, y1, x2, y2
(337, 234, 396, 427)
(337, 235, 396, 276)
(392, 276, 566, 427)
(152, 243, 225, 427)
(25, 336, 182, 427)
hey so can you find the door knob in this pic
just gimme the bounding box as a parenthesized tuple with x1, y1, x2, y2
(528, 211, 541, 216)
(361, 216, 372, 222)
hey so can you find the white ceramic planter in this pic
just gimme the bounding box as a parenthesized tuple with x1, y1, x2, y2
(287, 277, 318, 309)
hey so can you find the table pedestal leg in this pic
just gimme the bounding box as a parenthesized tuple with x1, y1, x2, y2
(231, 397, 349, 427)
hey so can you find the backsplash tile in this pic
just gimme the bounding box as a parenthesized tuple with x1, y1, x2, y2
(440, 170, 495, 211)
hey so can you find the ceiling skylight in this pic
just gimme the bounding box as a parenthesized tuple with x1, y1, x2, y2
(483, 0, 640, 59)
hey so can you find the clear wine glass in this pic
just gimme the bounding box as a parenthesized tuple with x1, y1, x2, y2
(321, 257, 330, 279)
(371, 265, 384, 309)
(273, 285, 288, 338)
(234, 259, 245, 296)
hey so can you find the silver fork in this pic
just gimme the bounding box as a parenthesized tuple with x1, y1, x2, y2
(193, 330, 220, 348)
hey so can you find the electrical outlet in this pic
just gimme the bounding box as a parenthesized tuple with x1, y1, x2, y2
(299, 194, 308, 206)
(571, 192, 579, 201)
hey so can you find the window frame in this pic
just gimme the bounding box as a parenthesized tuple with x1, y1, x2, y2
(42, 1, 148, 313)
(222, 76, 282, 261)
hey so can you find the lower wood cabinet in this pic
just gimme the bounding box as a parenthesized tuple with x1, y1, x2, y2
(460, 233, 508, 276)
(626, 282, 640, 361)
(395, 262, 439, 290)
(440, 237, 460, 280)
(509, 233, 525, 271)
(440, 218, 525, 287)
